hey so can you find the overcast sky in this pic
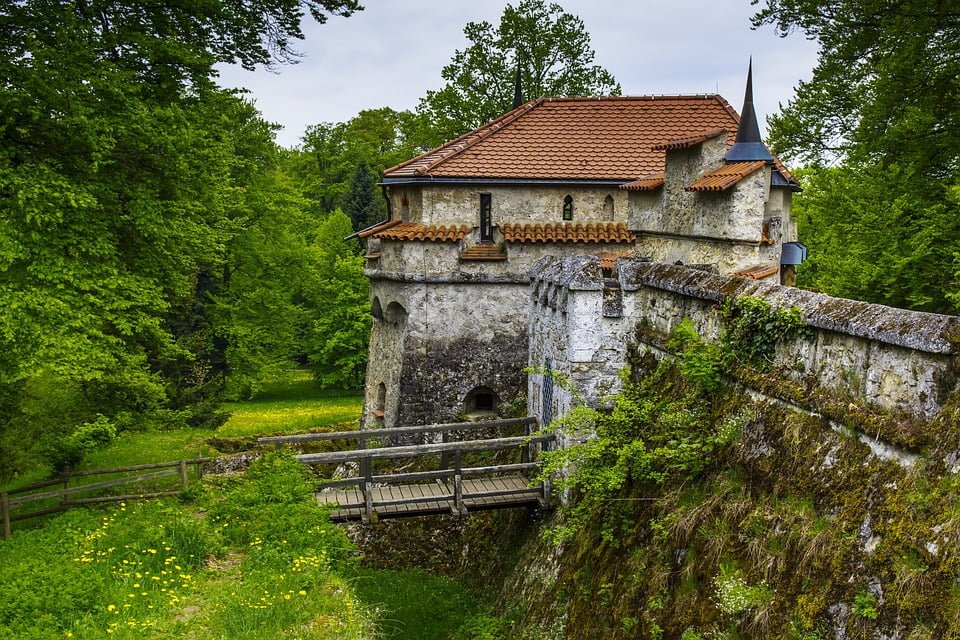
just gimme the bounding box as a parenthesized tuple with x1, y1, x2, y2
(216, 0, 820, 149)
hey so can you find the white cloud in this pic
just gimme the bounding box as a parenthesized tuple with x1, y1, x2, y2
(215, 0, 819, 148)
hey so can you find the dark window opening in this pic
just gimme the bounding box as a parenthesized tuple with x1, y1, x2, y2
(562, 195, 574, 221)
(401, 195, 410, 222)
(464, 386, 498, 414)
(374, 382, 386, 418)
(480, 193, 493, 243)
(474, 393, 494, 411)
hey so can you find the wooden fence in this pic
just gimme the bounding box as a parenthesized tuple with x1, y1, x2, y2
(259, 417, 556, 522)
(1, 456, 210, 540)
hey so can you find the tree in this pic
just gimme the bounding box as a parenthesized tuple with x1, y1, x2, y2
(297, 107, 429, 215)
(0, 0, 361, 475)
(753, 1, 960, 313)
(302, 211, 370, 389)
(343, 161, 383, 231)
(418, 0, 620, 143)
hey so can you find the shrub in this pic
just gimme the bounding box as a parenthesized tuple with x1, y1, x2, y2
(49, 414, 117, 471)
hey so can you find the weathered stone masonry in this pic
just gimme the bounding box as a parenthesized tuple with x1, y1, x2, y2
(528, 257, 960, 432)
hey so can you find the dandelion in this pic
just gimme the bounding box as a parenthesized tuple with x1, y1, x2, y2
(107, 605, 117, 613)
(298, 590, 307, 596)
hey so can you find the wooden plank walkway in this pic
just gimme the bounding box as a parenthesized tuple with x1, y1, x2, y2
(316, 474, 543, 521)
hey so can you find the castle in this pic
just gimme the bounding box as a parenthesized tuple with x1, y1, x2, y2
(356, 67, 809, 429)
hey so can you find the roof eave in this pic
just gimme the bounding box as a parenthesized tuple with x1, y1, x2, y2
(381, 176, 633, 187)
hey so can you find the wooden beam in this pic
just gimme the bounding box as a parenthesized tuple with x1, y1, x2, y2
(259, 417, 538, 446)
(9, 468, 180, 506)
(298, 434, 554, 466)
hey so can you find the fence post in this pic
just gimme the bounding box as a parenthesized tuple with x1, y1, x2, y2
(363, 453, 374, 524)
(453, 448, 465, 516)
(2, 492, 10, 540)
(196, 451, 204, 480)
(540, 438, 552, 508)
(179, 460, 189, 489)
(60, 476, 69, 507)
(440, 431, 449, 471)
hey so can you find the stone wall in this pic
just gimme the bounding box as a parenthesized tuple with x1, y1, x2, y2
(527, 257, 960, 429)
(363, 276, 530, 429)
(389, 183, 630, 228)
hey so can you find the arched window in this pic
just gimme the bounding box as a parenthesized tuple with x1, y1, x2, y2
(384, 301, 408, 325)
(562, 195, 574, 221)
(375, 382, 386, 418)
(401, 195, 410, 222)
(603, 194, 614, 220)
(371, 297, 383, 320)
(464, 386, 497, 414)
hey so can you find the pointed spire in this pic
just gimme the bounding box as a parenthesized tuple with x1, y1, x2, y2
(725, 58, 774, 163)
(512, 59, 523, 109)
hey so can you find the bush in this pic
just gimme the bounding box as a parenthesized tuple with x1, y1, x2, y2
(49, 414, 117, 471)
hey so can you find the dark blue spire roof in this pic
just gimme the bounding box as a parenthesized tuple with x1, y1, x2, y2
(725, 59, 774, 163)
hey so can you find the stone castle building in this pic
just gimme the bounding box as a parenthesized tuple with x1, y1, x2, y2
(356, 68, 804, 429)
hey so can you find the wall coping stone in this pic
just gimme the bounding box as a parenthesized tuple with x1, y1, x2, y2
(531, 257, 960, 355)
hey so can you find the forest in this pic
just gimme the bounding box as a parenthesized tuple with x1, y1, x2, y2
(1, 0, 958, 494)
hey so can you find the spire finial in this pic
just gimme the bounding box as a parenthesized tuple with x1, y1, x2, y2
(512, 58, 523, 109)
(725, 57, 774, 163)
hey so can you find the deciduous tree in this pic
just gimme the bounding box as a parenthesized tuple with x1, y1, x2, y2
(753, 0, 960, 312)
(418, 0, 620, 144)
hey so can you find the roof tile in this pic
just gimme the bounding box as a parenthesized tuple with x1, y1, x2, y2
(651, 128, 727, 151)
(384, 96, 741, 181)
(734, 264, 780, 280)
(685, 161, 766, 192)
(373, 223, 471, 243)
(620, 172, 665, 191)
(500, 222, 635, 244)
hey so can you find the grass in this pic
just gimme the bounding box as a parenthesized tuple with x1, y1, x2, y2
(220, 371, 362, 439)
(2, 370, 362, 491)
(1, 372, 498, 640)
(0, 453, 377, 639)
(348, 568, 484, 640)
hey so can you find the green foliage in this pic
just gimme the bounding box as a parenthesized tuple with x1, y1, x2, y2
(752, 1, 960, 313)
(0, 450, 375, 639)
(303, 211, 370, 390)
(418, 0, 621, 143)
(668, 318, 724, 393)
(712, 563, 772, 615)
(721, 296, 808, 369)
(541, 331, 745, 542)
(852, 591, 879, 620)
(49, 414, 117, 472)
(343, 161, 383, 232)
(789, 165, 959, 313)
(298, 107, 430, 215)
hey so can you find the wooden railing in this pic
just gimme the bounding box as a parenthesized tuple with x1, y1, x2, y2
(1, 456, 209, 540)
(259, 417, 555, 522)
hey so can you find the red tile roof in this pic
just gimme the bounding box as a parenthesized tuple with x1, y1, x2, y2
(500, 222, 635, 244)
(460, 244, 507, 261)
(372, 223, 471, 242)
(384, 96, 741, 181)
(685, 161, 766, 192)
(598, 251, 634, 271)
(734, 264, 780, 280)
(357, 219, 402, 238)
(651, 128, 727, 151)
(620, 173, 665, 191)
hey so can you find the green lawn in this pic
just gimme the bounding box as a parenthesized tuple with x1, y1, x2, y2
(81, 370, 361, 471)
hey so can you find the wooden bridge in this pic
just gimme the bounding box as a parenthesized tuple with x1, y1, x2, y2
(258, 417, 555, 523)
